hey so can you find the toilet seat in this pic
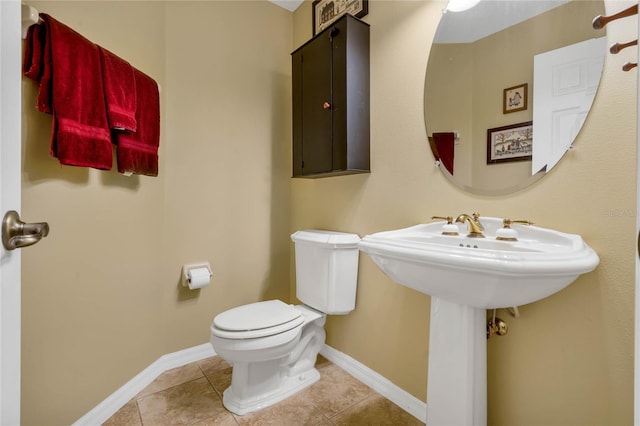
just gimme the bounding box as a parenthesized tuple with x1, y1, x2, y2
(212, 300, 304, 340)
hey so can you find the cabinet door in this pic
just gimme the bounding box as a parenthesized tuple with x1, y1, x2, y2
(299, 31, 333, 175)
(331, 21, 348, 172)
(292, 15, 369, 178)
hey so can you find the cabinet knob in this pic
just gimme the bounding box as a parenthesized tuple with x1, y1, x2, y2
(322, 102, 331, 110)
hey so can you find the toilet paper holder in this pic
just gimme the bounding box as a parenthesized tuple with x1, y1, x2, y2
(181, 262, 213, 287)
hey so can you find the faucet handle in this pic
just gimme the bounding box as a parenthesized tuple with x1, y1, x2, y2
(502, 218, 533, 228)
(431, 216, 459, 236)
(432, 216, 453, 224)
(497, 219, 533, 242)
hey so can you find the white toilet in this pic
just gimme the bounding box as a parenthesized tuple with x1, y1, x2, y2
(210, 229, 360, 415)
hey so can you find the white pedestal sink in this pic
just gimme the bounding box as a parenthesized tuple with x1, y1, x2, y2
(359, 217, 599, 425)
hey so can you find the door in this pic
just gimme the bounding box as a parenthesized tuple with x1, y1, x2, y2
(636, 12, 640, 425)
(0, 1, 22, 424)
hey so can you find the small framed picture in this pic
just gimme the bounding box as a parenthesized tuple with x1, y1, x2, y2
(312, 0, 368, 35)
(487, 121, 533, 164)
(503, 83, 528, 114)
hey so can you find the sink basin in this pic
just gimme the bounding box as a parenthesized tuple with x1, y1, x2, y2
(359, 217, 599, 309)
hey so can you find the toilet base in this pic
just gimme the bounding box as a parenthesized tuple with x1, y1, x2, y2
(222, 366, 320, 415)
(213, 305, 327, 416)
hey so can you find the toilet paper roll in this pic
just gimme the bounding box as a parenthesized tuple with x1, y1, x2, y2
(187, 267, 210, 290)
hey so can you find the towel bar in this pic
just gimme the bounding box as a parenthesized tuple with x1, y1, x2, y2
(21, 3, 40, 39)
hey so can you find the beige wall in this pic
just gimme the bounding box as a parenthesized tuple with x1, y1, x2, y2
(426, 42, 474, 185)
(20, 1, 292, 424)
(293, 0, 635, 425)
(19, 0, 636, 425)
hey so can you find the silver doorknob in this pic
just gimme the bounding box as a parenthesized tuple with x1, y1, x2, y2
(2, 210, 49, 250)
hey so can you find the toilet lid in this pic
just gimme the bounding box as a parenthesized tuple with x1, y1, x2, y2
(213, 300, 303, 339)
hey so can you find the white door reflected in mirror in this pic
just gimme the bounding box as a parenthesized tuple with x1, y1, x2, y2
(533, 37, 607, 174)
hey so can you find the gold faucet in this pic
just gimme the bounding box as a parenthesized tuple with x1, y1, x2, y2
(455, 212, 484, 238)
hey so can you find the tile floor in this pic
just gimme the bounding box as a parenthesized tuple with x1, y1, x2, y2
(103, 355, 424, 425)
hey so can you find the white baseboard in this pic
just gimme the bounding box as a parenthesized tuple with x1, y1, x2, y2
(320, 345, 427, 424)
(72, 343, 216, 425)
(73, 342, 426, 425)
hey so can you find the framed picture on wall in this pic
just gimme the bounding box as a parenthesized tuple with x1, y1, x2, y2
(487, 121, 533, 164)
(503, 83, 528, 114)
(312, 0, 368, 35)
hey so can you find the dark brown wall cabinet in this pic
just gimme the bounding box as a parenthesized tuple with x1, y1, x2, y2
(292, 14, 370, 178)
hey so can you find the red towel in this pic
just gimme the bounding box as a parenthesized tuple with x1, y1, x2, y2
(99, 47, 137, 132)
(432, 132, 455, 175)
(23, 14, 112, 170)
(115, 69, 160, 177)
(23, 24, 46, 98)
(23, 22, 52, 113)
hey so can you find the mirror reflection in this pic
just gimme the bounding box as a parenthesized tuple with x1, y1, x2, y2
(424, 0, 605, 195)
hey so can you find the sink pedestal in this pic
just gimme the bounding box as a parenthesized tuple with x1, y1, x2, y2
(427, 297, 486, 426)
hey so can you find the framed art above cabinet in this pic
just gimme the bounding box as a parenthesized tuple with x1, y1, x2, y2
(312, 0, 369, 35)
(291, 14, 370, 178)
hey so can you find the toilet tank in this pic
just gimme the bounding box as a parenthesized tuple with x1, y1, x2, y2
(291, 230, 360, 315)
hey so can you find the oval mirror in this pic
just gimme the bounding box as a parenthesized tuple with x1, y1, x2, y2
(424, 0, 606, 196)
